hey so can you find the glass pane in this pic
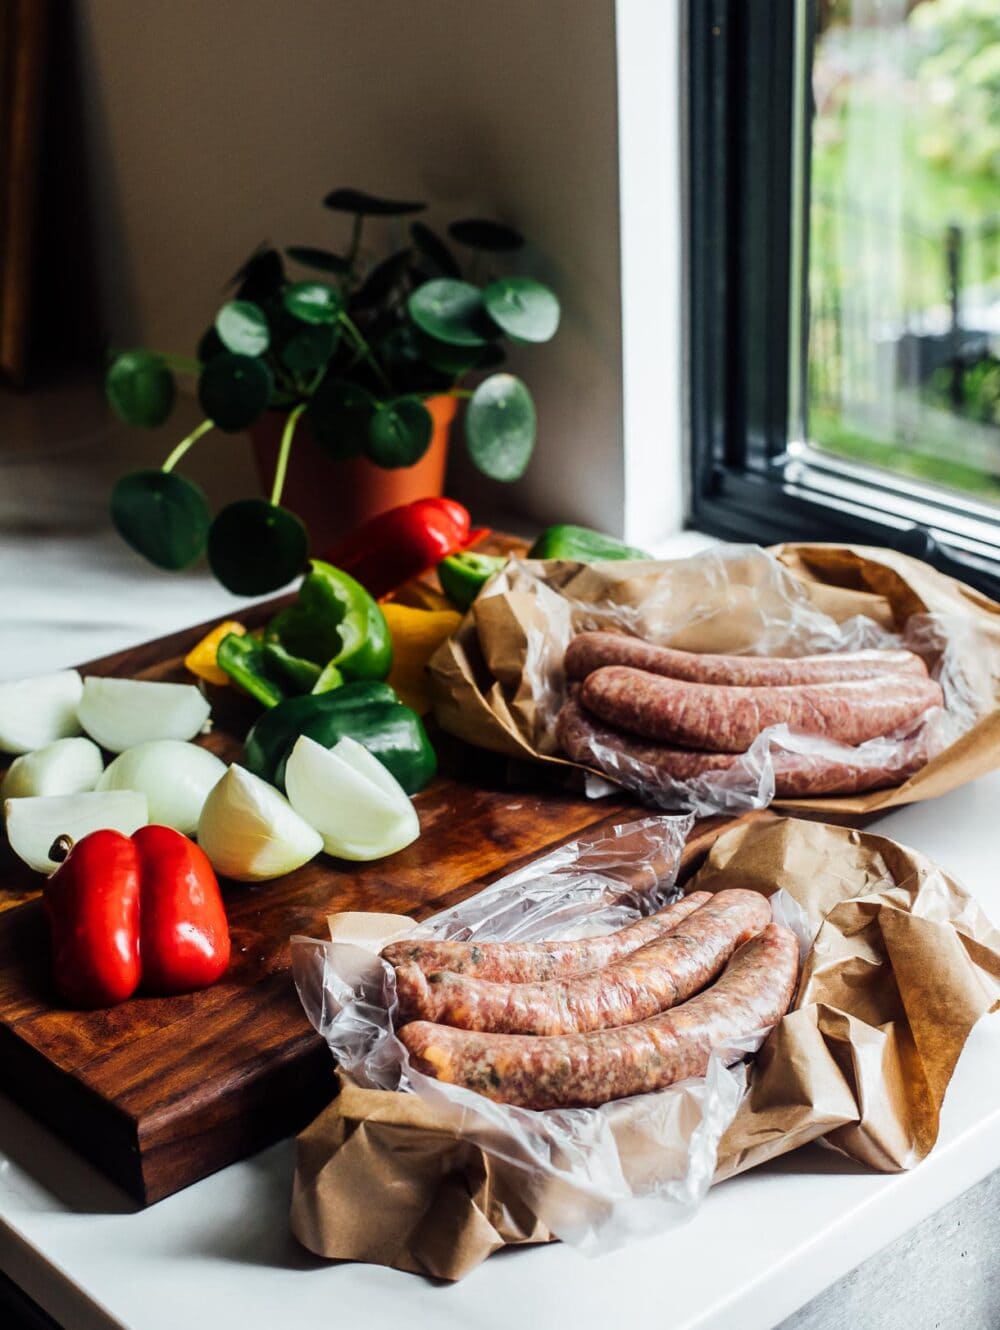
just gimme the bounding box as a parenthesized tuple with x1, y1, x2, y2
(806, 0, 1000, 504)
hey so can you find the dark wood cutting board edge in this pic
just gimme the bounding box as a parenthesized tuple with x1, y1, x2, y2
(0, 589, 779, 1209)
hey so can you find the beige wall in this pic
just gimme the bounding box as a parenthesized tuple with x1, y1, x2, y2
(74, 0, 624, 530)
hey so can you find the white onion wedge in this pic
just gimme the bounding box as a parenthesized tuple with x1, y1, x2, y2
(285, 735, 419, 862)
(78, 677, 211, 753)
(97, 740, 226, 836)
(0, 670, 83, 754)
(1, 738, 104, 801)
(4, 791, 148, 874)
(197, 764, 321, 882)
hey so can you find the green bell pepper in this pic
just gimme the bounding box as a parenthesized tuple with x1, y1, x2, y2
(216, 633, 286, 708)
(243, 680, 437, 795)
(527, 524, 650, 562)
(265, 559, 393, 685)
(437, 551, 507, 611)
(261, 641, 323, 692)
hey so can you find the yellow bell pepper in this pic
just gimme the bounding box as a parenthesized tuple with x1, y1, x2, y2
(381, 603, 461, 714)
(184, 620, 247, 686)
(383, 580, 455, 613)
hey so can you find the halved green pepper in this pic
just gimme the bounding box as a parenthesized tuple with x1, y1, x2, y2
(243, 681, 437, 795)
(437, 551, 507, 611)
(264, 559, 392, 685)
(216, 633, 286, 708)
(527, 524, 650, 561)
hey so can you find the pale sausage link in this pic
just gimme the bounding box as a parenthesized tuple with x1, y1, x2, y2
(400, 923, 800, 1109)
(381, 890, 711, 982)
(394, 888, 771, 1035)
(580, 666, 943, 752)
(565, 631, 928, 687)
(556, 697, 933, 797)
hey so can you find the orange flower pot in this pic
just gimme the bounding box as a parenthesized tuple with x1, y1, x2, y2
(250, 393, 459, 553)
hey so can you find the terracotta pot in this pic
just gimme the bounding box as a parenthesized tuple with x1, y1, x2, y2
(250, 393, 458, 553)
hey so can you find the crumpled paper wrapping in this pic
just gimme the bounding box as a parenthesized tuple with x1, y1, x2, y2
(290, 815, 1000, 1279)
(426, 542, 1000, 816)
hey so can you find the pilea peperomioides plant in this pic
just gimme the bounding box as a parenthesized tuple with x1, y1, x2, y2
(106, 188, 560, 595)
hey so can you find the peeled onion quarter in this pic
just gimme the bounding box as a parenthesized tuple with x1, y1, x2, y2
(285, 735, 419, 861)
(1, 737, 105, 801)
(78, 677, 211, 753)
(4, 790, 149, 874)
(0, 670, 83, 755)
(196, 764, 322, 882)
(97, 740, 227, 836)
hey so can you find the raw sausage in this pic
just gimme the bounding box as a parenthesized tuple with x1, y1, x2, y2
(400, 922, 800, 1109)
(580, 666, 943, 751)
(382, 890, 711, 983)
(565, 631, 928, 687)
(394, 888, 771, 1034)
(556, 697, 933, 797)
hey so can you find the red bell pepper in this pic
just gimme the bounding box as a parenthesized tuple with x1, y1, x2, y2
(44, 825, 231, 1008)
(322, 497, 488, 599)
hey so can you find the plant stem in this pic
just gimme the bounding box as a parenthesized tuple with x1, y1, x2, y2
(339, 313, 394, 393)
(270, 402, 307, 507)
(158, 352, 202, 374)
(347, 215, 364, 281)
(161, 419, 214, 473)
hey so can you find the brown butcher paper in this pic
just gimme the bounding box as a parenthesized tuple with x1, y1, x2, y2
(426, 542, 1000, 817)
(289, 815, 1000, 1278)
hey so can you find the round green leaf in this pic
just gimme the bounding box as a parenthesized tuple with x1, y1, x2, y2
(465, 374, 536, 481)
(307, 379, 376, 460)
(415, 329, 491, 377)
(323, 188, 426, 216)
(111, 469, 211, 570)
(365, 397, 434, 468)
(105, 351, 176, 428)
(410, 222, 461, 277)
(228, 245, 285, 301)
(286, 246, 350, 274)
(197, 326, 226, 364)
(281, 323, 337, 373)
(377, 324, 449, 395)
(215, 300, 270, 356)
(483, 277, 560, 344)
(198, 353, 273, 432)
(407, 279, 492, 347)
(352, 248, 414, 309)
(283, 281, 344, 326)
(447, 219, 524, 251)
(207, 499, 308, 595)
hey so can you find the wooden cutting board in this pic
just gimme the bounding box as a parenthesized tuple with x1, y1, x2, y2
(0, 596, 767, 1207)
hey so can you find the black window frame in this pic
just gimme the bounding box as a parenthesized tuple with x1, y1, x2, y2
(687, 0, 1000, 601)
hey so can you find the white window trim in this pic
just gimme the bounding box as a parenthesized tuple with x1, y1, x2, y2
(616, 0, 687, 549)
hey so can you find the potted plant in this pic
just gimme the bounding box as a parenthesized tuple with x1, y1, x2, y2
(105, 187, 560, 595)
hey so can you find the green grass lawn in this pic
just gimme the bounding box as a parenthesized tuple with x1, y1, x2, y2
(810, 405, 1000, 503)
(807, 10, 1000, 503)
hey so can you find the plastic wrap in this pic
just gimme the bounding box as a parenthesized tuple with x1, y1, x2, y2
(478, 546, 985, 815)
(291, 812, 806, 1254)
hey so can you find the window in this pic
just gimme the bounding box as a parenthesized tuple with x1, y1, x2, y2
(688, 0, 1000, 598)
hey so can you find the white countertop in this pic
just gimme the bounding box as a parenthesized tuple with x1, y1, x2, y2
(3, 778, 999, 1330)
(1, 448, 998, 1329)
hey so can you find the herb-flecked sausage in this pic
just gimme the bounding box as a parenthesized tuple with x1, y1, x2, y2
(565, 631, 928, 687)
(399, 923, 800, 1109)
(381, 891, 711, 982)
(556, 697, 933, 797)
(394, 888, 771, 1034)
(580, 666, 943, 751)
